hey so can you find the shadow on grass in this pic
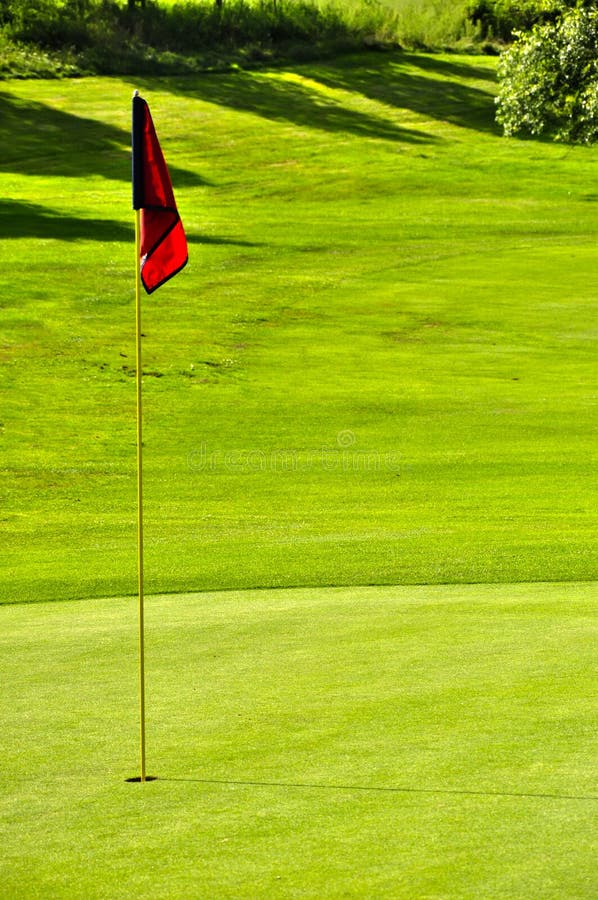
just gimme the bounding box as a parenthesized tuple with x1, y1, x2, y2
(137, 64, 435, 145)
(0, 199, 133, 242)
(307, 52, 499, 135)
(0, 91, 206, 186)
(138, 51, 497, 141)
(158, 776, 597, 803)
(405, 52, 497, 84)
(0, 199, 260, 246)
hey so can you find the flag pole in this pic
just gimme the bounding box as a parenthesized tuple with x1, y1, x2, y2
(135, 202, 147, 784)
(130, 88, 188, 783)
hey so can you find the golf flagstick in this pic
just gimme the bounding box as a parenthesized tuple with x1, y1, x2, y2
(130, 90, 188, 783)
(134, 200, 147, 784)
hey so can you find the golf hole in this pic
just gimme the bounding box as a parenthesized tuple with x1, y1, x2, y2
(125, 776, 158, 783)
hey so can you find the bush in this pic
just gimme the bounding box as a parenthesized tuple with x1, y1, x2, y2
(0, 0, 406, 76)
(392, 0, 472, 50)
(0, 27, 80, 77)
(0, 0, 518, 77)
(1, 0, 392, 52)
(466, 0, 565, 42)
(496, 6, 598, 142)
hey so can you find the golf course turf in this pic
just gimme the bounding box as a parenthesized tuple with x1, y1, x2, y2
(0, 48, 597, 897)
(1, 583, 596, 896)
(2, 52, 597, 602)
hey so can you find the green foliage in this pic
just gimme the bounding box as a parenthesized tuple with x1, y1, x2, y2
(0, 0, 403, 76)
(383, 0, 473, 50)
(0, 28, 80, 77)
(466, 0, 565, 42)
(496, 6, 598, 142)
(0, 0, 511, 78)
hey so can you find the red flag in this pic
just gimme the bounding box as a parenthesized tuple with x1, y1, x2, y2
(132, 94, 188, 294)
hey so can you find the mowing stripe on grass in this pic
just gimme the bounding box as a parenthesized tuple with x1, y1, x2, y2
(1, 55, 598, 604)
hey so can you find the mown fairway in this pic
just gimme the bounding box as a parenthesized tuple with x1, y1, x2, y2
(1, 52, 597, 603)
(1, 582, 596, 897)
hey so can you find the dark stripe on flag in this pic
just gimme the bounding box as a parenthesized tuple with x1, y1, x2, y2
(131, 94, 188, 294)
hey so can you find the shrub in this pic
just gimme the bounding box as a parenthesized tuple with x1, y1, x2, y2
(392, 0, 471, 50)
(0, 0, 400, 69)
(496, 6, 598, 142)
(0, 27, 81, 76)
(466, 0, 565, 42)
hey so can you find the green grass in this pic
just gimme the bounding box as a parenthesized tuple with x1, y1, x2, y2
(1, 52, 597, 898)
(2, 52, 598, 603)
(1, 581, 596, 897)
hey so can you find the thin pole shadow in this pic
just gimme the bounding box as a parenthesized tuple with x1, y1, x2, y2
(157, 777, 597, 803)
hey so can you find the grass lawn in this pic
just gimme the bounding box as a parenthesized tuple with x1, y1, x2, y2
(1, 49, 597, 898)
(1, 52, 597, 603)
(1, 582, 596, 897)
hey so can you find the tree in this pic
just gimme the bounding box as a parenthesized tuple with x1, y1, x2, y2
(496, 6, 598, 143)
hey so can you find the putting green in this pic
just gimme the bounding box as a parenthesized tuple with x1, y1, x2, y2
(1, 581, 595, 897)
